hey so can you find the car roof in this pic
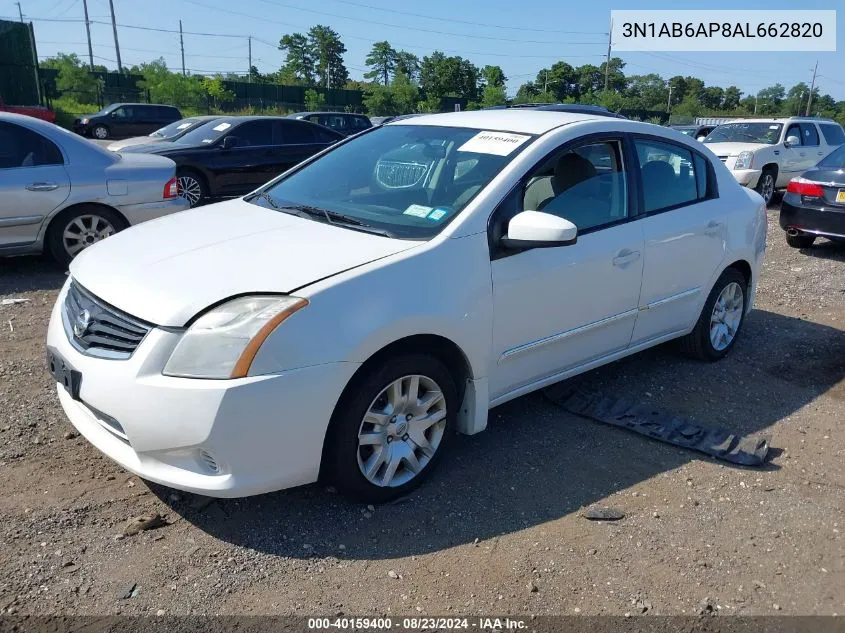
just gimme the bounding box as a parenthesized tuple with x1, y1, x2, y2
(288, 111, 367, 118)
(722, 117, 837, 124)
(387, 109, 613, 135)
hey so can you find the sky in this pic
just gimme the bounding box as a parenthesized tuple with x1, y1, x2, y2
(5, 0, 844, 101)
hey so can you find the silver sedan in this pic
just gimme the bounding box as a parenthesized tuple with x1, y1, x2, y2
(0, 112, 189, 264)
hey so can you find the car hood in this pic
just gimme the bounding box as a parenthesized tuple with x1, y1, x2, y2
(107, 136, 163, 151)
(702, 142, 771, 156)
(69, 198, 419, 326)
(118, 142, 185, 155)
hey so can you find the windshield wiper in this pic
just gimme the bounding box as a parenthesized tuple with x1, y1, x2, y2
(280, 204, 397, 238)
(248, 191, 282, 210)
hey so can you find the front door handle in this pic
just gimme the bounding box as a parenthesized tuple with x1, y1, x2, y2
(818, 151, 824, 156)
(26, 182, 59, 192)
(612, 249, 641, 267)
(705, 220, 725, 236)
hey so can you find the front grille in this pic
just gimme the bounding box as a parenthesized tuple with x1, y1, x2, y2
(375, 160, 430, 189)
(63, 282, 152, 359)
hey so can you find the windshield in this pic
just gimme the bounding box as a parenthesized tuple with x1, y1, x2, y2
(818, 145, 845, 169)
(175, 118, 237, 145)
(252, 125, 534, 239)
(704, 123, 783, 145)
(150, 118, 205, 139)
(94, 104, 120, 116)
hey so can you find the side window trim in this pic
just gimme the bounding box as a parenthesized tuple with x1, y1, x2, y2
(628, 133, 719, 218)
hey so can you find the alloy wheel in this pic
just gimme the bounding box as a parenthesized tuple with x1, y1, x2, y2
(177, 176, 203, 207)
(62, 214, 116, 257)
(93, 126, 108, 139)
(759, 174, 774, 204)
(356, 374, 447, 488)
(709, 281, 744, 351)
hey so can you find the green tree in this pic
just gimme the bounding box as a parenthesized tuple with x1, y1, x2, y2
(363, 71, 419, 115)
(41, 53, 100, 102)
(598, 57, 626, 93)
(577, 64, 603, 95)
(134, 58, 207, 109)
(304, 88, 326, 110)
(625, 74, 668, 110)
(395, 51, 420, 82)
(667, 75, 687, 107)
(364, 41, 396, 86)
(308, 25, 348, 88)
(279, 33, 315, 84)
(700, 86, 724, 110)
(419, 51, 479, 102)
(479, 84, 507, 108)
(202, 76, 235, 108)
(756, 83, 786, 115)
(481, 65, 507, 89)
(722, 86, 742, 110)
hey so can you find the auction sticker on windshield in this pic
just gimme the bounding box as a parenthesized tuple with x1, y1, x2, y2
(213, 122, 232, 132)
(458, 131, 531, 156)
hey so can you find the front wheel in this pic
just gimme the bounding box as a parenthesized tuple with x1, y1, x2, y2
(325, 354, 457, 503)
(755, 170, 776, 206)
(680, 268, 747, 361)
(91, 124, 109, 140)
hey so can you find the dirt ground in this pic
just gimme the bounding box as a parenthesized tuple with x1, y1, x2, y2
(0, 202, 843, 617)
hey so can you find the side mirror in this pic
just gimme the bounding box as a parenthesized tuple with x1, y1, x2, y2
(696, 135, 707, 142)
(501, 211, 577, 250)
(785, 135, 800, 147)
(221, 136, 239, 150)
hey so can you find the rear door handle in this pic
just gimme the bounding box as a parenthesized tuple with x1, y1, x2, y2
(26, 182, 59, 192)
(612, 249, 641, 267)
(705, 220, 725, 236)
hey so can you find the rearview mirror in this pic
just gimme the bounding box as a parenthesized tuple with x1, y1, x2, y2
(785, 135, 800, 147)
(501, 211, 577, 250)
(221, 135, 239, 150)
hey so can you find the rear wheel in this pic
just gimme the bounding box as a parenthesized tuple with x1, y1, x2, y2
(680, 268, 747, 362)
(46, 205, 127, 266)
(785, 232, 816, 249)
(325, 354, 457, 503)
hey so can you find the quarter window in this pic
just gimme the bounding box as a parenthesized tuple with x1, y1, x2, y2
(634, 139, 703, 213)
(819, 123, 845, 146)
(522, 140, 628, 232)
(799, 123, 820, 147)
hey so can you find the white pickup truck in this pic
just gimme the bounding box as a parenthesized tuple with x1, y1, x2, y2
(702, 117, 845, 205)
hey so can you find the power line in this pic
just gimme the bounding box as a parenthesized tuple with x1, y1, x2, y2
(322, 0, 608, 35)
(254, 0, 606, 46)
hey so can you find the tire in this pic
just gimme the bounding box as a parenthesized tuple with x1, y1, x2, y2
(785, 232, 816, 249)
(755, 168, 776, 206)
(325, 354, 458, 503)
(91, 124, 109, 140)
(46, 205, 128, 266)
(176, 169, 207, 208)
(680, 268, 747, 362)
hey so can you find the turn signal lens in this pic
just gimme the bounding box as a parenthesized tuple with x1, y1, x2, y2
(787, 178, 824, 198)
(163, 177, 179, 199)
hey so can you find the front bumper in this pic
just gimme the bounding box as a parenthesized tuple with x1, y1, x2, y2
(117, 197, 190, 226)
(731, 169, 762, 188)
(46, 283, 359, 497)
(780, 197, 845, 240)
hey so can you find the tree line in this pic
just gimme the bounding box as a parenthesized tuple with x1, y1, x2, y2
(40, 26, 845, 127)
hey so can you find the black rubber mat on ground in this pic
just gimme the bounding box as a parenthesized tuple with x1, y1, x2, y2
(543, 384, 770, 467)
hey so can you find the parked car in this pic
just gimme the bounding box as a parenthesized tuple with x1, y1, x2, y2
(106, 115, 221, 152)
(370, 114, 423, 126)
(287, 111, 372, 136)
(780, 144, 845, 248)
(0, 112, 187, 264)
(484, 103, 627, 119)
(671, 124, 717, 141)
(47, 110, 766, 502)
(702, 117, 845, 205)
(120, 116, 344, 207)
(73, 103, 182, 140)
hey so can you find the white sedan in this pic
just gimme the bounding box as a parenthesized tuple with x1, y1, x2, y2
(46, 110, 767, 502)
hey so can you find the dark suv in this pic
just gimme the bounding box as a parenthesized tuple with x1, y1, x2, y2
(287, 111, 372, 136)
(73, 103, 182, 140)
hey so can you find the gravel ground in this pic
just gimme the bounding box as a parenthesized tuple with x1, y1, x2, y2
(0, 202, 842, 617)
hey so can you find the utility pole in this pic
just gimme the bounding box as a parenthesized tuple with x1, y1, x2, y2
(754, 92, 758, 114)
(108, 0, 122, 73)
(667, 84, 673, 111)
(82, 0, 94, 70)
(327, 60, 331, 89)
(544, 70, 548, 94)
(248, 36, 252, 82)
(806, 60, 818, 116)
(603, 18, 613, 92)
(15, 2, 23, 21)
(179, 20, 185, 76)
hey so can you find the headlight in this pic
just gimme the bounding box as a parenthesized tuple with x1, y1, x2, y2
(734, 151, 754, 170)
(163, 295, 308, 379)
(81, 118, 89, 124)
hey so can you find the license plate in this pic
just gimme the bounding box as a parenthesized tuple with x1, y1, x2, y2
(837, 189, 845, 204)
(47, 348, 82, 400)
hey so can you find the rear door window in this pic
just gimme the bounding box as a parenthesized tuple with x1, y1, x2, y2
(0, 122, 64, 168)
(819, 123, 845, 146)
(230, 120, 273, 146)
(634, 138, 706, 213)
(799, 123, 820, 147)
(277, 121, 317, 144)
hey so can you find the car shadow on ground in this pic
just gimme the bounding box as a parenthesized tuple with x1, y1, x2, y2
(0, 256, 67, 295)
(148, 309, 844, 560)
(798, 239, 845, 262)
